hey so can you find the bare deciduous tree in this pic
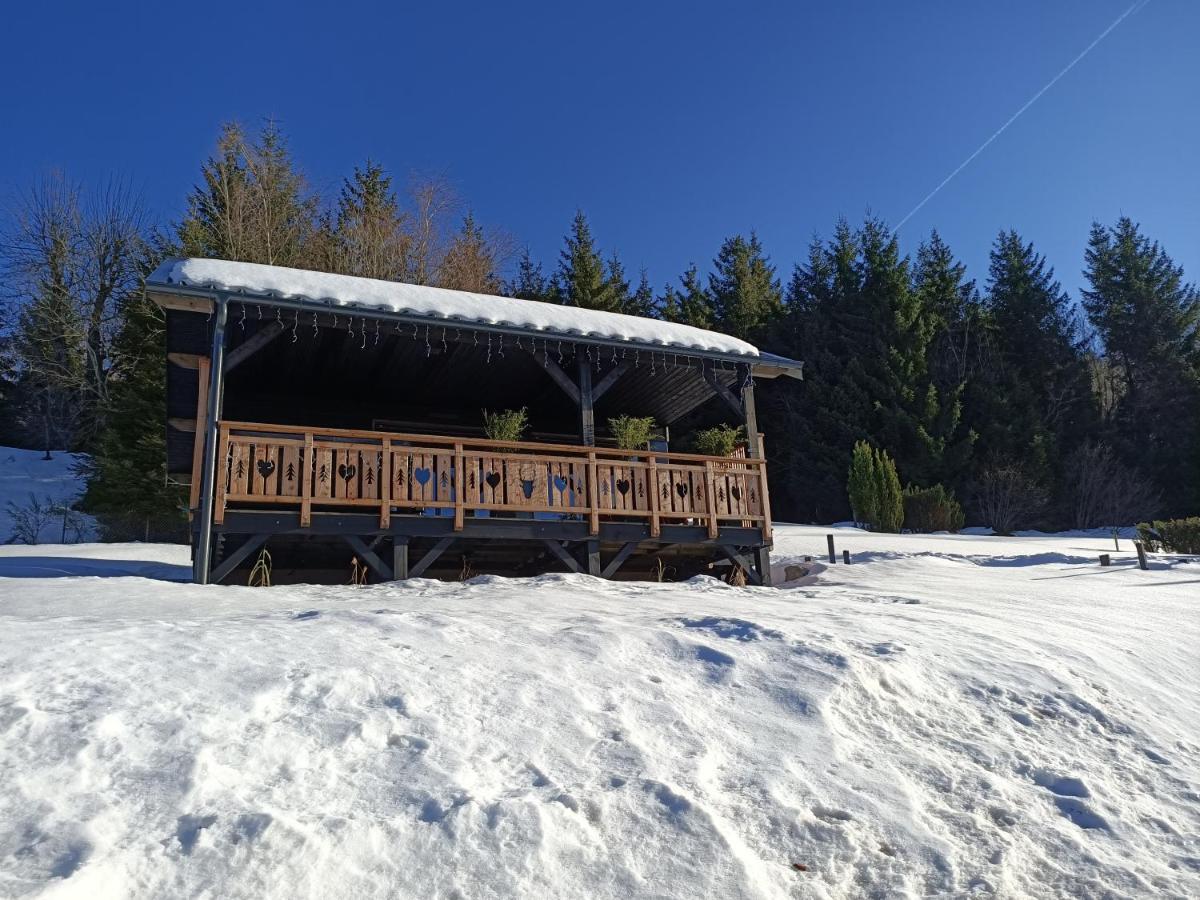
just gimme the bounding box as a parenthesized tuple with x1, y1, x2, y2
(1065, 441, 1160, 529)
(1, 173, 147, 452)
(437, 212, 515, 294)
(972, 464, 1047, 534)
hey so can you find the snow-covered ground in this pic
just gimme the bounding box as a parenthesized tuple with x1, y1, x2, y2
(0, 526, 1197, 899)
(0, 448, 95, 545)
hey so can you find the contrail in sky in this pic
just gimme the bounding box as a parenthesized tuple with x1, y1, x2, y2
(895, 0, 1150, 231)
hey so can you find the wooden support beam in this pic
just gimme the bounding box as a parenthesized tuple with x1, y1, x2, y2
(168, 352, 204, 370)
(344, 534, 393, 581)
(578, 356, 595, 445)
(149, 291, 214, 314)
(224, 321, 285, 373)
(188, 356, 211, 514)
(543, 539, 584, 573)
(536, 351, 581, 405)
(717, 545, 763, 586)
(209, 533, 268, 584)
(601, 541, 638, 579)
(410, 536, 455, 578)
(703, 361, 745, 419)
(585, 539, 601, 577)
(593, 359, 631, 401)
(169, 417, 197, 433)
(393, 536, 409, 580)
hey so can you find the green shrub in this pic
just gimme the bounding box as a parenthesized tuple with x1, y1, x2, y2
(1137, 518, 1200, 554)
(874, 447, 903, 533)
(691, 424, 745, 457)
(608, 415, 656, 451)
(481, 407, 528, 442)
(846, 441, 903, 532)
(847, 440, 878, 527)
(903, 484, 965, 533)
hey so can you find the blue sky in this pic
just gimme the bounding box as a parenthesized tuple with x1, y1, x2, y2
(2, 1, 1195, 298)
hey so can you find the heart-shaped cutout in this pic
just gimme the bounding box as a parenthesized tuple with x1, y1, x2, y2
(675, 482, 689, 498)
(413, 467, 431, 486)
(485, 471, 502, 489)
(338, 463, 357, 482)
(553, 476, 568, 493)
(616, 478, 631, 496)
(730, 485, 741, 501)
(256, 459, 276, 479)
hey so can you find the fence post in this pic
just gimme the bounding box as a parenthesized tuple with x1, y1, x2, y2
(1099, 553, 1110, 567)
(827, 534, 836, 563)
(1134, 541, 1149, 571)
(842, 549, 850, 565)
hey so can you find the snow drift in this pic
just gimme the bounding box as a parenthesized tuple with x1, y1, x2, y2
(0, 527, 1197, 898)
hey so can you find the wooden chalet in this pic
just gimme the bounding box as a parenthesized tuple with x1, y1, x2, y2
(148, 259, 804, 586)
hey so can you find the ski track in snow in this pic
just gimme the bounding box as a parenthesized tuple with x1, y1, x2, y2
(0, 527, 1197, 899)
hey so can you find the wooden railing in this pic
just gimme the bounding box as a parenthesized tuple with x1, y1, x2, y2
(214, 421, 771, 540)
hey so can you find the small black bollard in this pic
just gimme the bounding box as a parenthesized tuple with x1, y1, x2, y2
(1099, 553, 1111, 567)
(804, 555, 813, 563)
(842, 549, 850, 565)
(827, 534, 836, 563)
(1134, 541, 1149, 571)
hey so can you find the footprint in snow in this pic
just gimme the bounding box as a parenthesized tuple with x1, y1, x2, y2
(291, 610, 320, 620)
(232, 813, 272, 844)
(1054, 797, 1110, 831)
(694, 645, 735, 667)
(1033, 770, 1090, 798)
(173, 814, 217, 855)
(812, 805, 853, 824)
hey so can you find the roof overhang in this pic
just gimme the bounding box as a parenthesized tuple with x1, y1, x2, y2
(146, 258, 804, 377)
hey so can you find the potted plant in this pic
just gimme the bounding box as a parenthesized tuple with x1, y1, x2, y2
(608, 415, 655, 456)
(691, 423, 745, 458)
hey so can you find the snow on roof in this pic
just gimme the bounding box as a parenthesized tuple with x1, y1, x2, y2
(149, 258, 761, 359)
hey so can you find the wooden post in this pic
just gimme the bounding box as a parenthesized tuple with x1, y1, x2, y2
(1112, 529, 1120, 552)
(188, 356, 211, 515)
(1134, 541, 1149, 571)
(194, 296, 228, 584)
(586, 451, 600, 535)
(738, 364, 771, 585)
(578, 355, 595, 447)
(393, 536, 409, 580)
(647, 455, 661, 538)
(453, 442, 465, 532)
(704, 460, 719, 539)
(585, 540, 601, 577)
(379, 439, 392, 529)
(842, 549, 850, 565)
(1099, 553, 1111, 567)
(300, 431, 313, 527)
(827, 534, 836, 563)
(213, 422, 230, 525)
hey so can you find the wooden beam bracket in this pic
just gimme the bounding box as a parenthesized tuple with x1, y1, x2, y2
(601, 541, 638, 579)
(210, 533, 269, 584)
(543, 539, 584, 573)
(410, 536, 455, 578)
(345, 534, 393, 581)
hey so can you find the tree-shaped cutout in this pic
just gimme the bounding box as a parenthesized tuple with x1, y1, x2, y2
(285, 462, 296, 482)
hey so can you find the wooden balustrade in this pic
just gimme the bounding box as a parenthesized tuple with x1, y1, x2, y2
(213, 421, 771, 539)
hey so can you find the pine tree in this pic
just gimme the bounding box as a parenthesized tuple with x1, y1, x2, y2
(439, 213, 502, 294)
(331, 160, 407, 279)
(79, 251, 186, 540)
(627, 269, 657, 318)
(661, 264, 714, 328)
(553, 211, 624, 311)
(971, 231, 1095, 487)
(178, 121, 317, 267)
(707, 233, 782, 339)
(911, 231, 980, 487)
(508, 249, 550, 302)
(1082, 217, 1200, 512)
(847, 440, 878, 527)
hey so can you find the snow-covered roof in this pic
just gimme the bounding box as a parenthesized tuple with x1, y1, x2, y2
(148, 258, 767, 360)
